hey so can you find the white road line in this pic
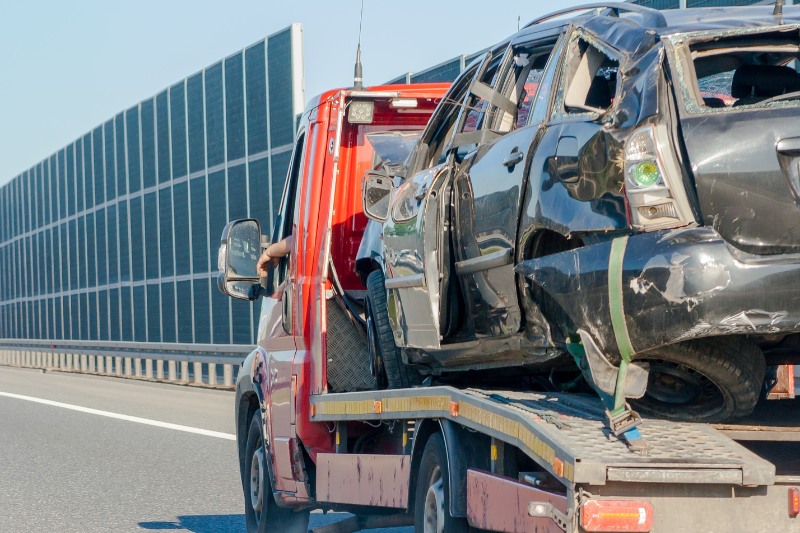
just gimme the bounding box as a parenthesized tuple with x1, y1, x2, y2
(0, 391, 236, 440)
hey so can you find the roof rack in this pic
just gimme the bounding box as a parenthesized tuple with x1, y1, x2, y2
(524, 2, 667, 30)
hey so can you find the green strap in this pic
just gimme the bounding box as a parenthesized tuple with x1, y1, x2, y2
(608, 237, 635, 363)
(608, 236, 635, 411)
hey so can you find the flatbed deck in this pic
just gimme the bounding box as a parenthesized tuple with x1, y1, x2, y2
(310, 386, 776, 487)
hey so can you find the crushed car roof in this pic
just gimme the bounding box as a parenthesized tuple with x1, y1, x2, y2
(517, 4, 800, 38)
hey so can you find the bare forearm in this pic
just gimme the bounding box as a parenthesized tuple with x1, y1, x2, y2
(267, 234, 294, 258)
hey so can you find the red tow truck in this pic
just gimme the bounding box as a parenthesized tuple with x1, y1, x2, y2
(216, 77, 799, 533)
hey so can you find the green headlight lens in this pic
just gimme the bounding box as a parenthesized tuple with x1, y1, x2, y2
(632, 162, 660, 187)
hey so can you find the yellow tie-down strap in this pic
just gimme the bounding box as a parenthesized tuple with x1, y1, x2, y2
(312, 393, 574, 483)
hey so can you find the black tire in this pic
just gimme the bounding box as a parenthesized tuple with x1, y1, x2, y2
(630, 336, 765, 423)
(243, 413, 309, 533)
(414, 433, 471, 533)
(366, 269, 420, 389)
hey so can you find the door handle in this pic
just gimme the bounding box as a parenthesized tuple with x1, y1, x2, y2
(777, 137, 800, 155)
(503, 148, 524, 168)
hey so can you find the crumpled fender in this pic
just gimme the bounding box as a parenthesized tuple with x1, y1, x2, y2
(516, 227, 800, 360)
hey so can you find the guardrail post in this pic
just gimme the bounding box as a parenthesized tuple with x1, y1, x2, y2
(145, 359, 153, 379)
(208, 363, 217, 386)
(106, 356, 113, 374)
(168, 360, 177, 381)
(124, 357, 132, 376)
(88, 355, 95, 372)
(68, 354, 74, 371)
(81, 354, 88, 371)
(115, 356, 123, 375)
(156, 360, 164, 379)
(180, 361, 190, 383)
(193, 362, 203, 385)
(96, 354, 104, 373)
(134, 358, 142, 377)
(223, 364, 234, 387)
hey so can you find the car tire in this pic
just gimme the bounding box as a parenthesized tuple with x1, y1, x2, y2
(630, 336, 765, 423)
(243, 413, 309, 533)
(366, 269, 420, 389)
(414, 433, 472, 533)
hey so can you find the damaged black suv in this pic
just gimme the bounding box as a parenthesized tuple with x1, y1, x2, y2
(361, 3, 800, 423)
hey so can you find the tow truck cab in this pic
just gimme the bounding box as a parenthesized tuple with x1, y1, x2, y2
(222, 83, 449, 503)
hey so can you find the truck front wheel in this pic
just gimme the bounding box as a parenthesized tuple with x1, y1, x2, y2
(243, 413, 309, 533)
(414, 433, 472, 533)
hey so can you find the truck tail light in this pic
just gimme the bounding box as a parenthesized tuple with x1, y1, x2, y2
(581, 499, 654, 532)
(623, 124, 694, 231)
(790, 487, 799, 518)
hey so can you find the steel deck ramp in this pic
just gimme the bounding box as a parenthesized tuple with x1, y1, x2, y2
(310, 386, 775, 487)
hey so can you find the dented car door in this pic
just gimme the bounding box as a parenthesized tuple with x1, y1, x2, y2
(452, 30, 565, 339)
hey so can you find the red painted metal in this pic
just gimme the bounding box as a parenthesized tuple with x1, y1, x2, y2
(316, 453, 411, 508)
(768, 365, 796, 400)
(466, 469, 567, 533)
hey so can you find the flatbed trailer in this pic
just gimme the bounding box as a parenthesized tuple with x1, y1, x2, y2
(306, 386, 799, 533)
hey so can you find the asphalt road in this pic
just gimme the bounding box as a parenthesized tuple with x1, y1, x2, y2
(0, 366, 412, 533)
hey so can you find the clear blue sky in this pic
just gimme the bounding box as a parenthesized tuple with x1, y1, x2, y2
(0, 0, 585, 185)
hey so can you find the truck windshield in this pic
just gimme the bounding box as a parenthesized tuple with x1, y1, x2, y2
(364, 131, 421, 171)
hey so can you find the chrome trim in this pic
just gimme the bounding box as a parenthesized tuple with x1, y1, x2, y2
(384, 273, 426, 289)
(454, 248, 513, 275)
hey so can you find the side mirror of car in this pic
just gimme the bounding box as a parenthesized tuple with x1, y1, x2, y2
(362, 170, 394, 223)
(216, 219, 265, 301)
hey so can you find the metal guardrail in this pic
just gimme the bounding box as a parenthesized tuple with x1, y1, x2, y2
(0, 341, 254, 388)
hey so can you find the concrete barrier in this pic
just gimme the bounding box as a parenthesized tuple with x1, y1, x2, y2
(0, 342, 245, 390)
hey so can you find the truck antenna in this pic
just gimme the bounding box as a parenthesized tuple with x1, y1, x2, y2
(774, 0, 783, 17)
(353, 0, 365, 90)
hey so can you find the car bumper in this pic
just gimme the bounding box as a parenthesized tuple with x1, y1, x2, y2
(516, 227, 800, 359)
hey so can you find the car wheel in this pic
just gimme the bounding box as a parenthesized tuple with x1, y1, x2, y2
(630, 336, 765, 423)
(366, 269, 420, 389)
(414, 433, 471, 533)
(243, 412, 309, 533)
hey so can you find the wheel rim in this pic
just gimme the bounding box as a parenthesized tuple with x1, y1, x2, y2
(633, 359, 726, 418)
(250, 446, 264, 518)
(423, 465, 445, 533)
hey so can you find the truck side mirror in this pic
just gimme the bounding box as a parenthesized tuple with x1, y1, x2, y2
(362, 171, 394, 223)
(216, 219, 264, 301)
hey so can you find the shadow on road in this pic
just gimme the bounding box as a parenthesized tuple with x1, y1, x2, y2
(139, 515, 245, 532)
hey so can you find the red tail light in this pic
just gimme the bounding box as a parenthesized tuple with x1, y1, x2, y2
(790, 487, 799, 518)
(581, 500, 654, 532)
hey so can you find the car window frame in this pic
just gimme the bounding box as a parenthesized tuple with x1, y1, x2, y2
(410, 61, 483, 173)
(271, 128, 307, 286)
(549, 27, 623, 124)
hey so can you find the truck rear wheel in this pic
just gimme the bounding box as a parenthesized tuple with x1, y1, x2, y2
(630, 336, 765, 423)
(414, 433, 471, 533)
(366, 270, 420, 389)
(244, 413, 309, 533)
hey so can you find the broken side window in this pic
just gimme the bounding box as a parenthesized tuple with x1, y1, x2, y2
(423, 62, 480, 168)
(461, 48, 508, 134)
(489, 36, 560, 131)
(561, 37, 620, 115)
(682, 30, 800, 111)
